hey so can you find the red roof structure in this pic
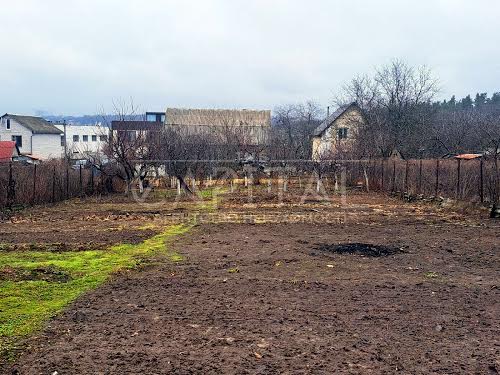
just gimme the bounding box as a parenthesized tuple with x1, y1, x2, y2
(454, 153, 482, 160)
(0, 141, 19, 162)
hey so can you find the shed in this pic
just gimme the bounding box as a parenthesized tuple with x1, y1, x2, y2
(0, 141, 21, 162)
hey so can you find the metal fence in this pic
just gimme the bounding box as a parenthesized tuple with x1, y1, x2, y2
(0, 161, 101, 209)
(368, 158, 497, 203)
(0, 158, 497, 210)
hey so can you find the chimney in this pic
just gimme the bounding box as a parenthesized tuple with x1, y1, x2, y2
(327, 106, 330, 117)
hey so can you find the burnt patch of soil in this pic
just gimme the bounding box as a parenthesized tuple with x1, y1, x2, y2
(315, 242, 403, 257)
(0, 265, 71, 282)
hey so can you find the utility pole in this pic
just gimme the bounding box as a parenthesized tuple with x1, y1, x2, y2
(63, 119, 68, 158)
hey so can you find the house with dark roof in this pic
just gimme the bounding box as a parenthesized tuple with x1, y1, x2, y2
(311, 103, 365, 160)
(0, 114, 63, 160)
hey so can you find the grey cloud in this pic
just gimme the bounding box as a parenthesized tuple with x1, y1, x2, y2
(0, 0, 498, 115)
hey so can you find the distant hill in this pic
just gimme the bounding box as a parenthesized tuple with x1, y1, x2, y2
(44, 114, 114, 125)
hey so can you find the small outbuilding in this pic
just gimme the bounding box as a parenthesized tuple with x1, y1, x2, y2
(0, 141, 21, 162)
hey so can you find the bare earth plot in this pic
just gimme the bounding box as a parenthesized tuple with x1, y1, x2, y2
(2, 190, 499, 374)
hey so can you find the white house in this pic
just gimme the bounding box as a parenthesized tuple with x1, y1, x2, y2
(0, 114, 63, 160)
(54, 124, 109, 159)
(311, 103, 366, 161)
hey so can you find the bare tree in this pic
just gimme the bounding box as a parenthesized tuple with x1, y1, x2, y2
(270, 101, 324, 160)
(96, 99, 162, 194)
(337, 60, 439, 158)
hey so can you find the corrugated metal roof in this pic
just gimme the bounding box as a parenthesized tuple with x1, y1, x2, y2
(2, 114, 62, 134)
(312, 102, 360, 137)
(166, 108, 271, 127)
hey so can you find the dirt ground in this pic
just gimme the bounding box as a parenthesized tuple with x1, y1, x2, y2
(0, 196, 200, 251)
(2, 190, 500, 374)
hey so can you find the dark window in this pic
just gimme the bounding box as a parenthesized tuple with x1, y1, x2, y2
(61, 135, 65, 146)
(146, 112, 165, 123)
(338, 127, 348, 139)
(99, 135, 108, 142)
(83, 135, 88, 142)
(6, 119, 10, 130)
(73, 135, 79, 142)
(91, 135, 97, 142)
(12, 135, 22, 148)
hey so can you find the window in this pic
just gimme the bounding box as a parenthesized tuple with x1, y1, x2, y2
(83, 135, 89, 142)
(338, 127, 348, 139)
(61, 135, 65, 146)
(126, 131, 137, 142)
(6, 119, 10, 130)
(146, 112, 165, 122)
(73, 135, 79, 142)
(146, 114, 157, 122)
(99, 135, 108, 142)
(91, 135, 97, 142)
(12, 135, 22, 148)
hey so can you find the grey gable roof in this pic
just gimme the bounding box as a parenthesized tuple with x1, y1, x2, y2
(3, 114, 62, 134)
(312, 102, 361, 137)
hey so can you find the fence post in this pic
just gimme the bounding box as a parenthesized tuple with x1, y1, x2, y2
(404, 160, 409, 193)
(7, 162, 15, 207)
(418, 159, 423, 195)
(456, 158, 461, 199)
(435, 159, 440, 197)
(381, 159, 385, 191)
(90, 167, 94, 195)
(363, 165, 369, 192)
(66, 166, 70, 199)
(479, 158, 484, 203)
(79, 165, 83, 195)
(391, 160, 396, 192)
(52, 165, 56, 203)
(32, 164, 37, 205)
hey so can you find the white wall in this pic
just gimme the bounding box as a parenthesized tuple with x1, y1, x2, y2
(31, 134, 64, 159)
(55, 124, 108, 158)
(0, 117, 34, 154)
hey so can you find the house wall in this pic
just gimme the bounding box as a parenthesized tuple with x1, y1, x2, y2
(55, 124, 108, 158)
(166, 124, 269, 146)
(0, 117, 34, 154)
(31, 134, 63, 159)
(312, 109, 364, 160)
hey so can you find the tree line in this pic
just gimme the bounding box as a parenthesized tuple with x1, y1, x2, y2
(335, 60, 500, 160)
(84, 61, 499, 198)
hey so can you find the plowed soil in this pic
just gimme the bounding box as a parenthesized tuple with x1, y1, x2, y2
(4, 191, 500, 374)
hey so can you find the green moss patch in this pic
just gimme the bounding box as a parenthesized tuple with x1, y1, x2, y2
(0, 224, 190, 359)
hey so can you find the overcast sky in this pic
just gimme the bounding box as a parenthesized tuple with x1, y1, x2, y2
(1, 0, 499, 116)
